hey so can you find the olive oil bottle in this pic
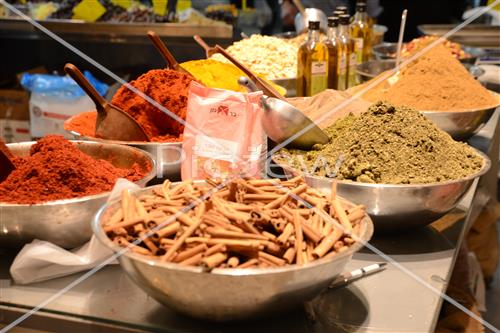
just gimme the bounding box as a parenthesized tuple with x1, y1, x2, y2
(337, 14, 354, 91)
(350, 1, 372, 64)
(297, 21, 329, 97)
(325, 16, 339, 89)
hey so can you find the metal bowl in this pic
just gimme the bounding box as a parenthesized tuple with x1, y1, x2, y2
(278, 147, 490, 231)
(356, 59, 396, 82)
(372, 42, 485, 65)
(294, 8, 328, 34)
(92, 184, 374, 321)
(421, 104, 497, 141)
(0, 141, 155, 249)
(65, 112, 181, 182)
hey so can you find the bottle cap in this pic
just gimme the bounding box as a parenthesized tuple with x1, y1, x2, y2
(336, 6, 348, 14)
(356, 2, 367, 12)
(308, 21, 320, 30)
(332, 10, 344, 18)
(327, 16, 339, 27)
(339, 14, 350, 25)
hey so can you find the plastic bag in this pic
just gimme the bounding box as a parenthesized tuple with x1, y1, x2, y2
(20, 71, 108, 138)
(181, 81, 266, 180)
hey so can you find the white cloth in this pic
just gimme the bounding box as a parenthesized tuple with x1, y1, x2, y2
(10, 179, 140, 285)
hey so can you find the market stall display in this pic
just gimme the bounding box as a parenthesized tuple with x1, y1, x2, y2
(93, 177, 373, 320)
(0, 136, 155, 248)
(275, 101, 490, 228)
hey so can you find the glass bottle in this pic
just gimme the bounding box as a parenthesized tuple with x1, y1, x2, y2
(336, 14, 354, 90)
(350, 1, 372, 64)
(325, 16, 339, 89)
(297, 21, 329, 97)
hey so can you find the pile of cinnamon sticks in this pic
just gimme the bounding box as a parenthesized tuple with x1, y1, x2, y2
(104, 176, 366, 270)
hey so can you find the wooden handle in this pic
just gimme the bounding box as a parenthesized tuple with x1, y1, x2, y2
(64, 63, 107, 113)
(215, 45, 284, 100)
(193, 35, 211, 52)
(291, 0, 306, 15)
(147, 31, 179, 69)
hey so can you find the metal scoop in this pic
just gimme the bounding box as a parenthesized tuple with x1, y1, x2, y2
(0, 140, 15, 182)
(147, 31, 192, 76)
(64, 64, 149, 142)
(238, 77, 329, 149)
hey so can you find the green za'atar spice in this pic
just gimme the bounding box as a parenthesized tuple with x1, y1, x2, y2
(277, 101, 484, 184)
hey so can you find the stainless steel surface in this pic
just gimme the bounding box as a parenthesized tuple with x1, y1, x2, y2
(0, 141, 155, 249)
(92, 184, 373, 321)
(418, 24, 500, 48)
(65, 116, 181, 182)
(279, 147, 490, 230)
(271, 77, 297, 97)
(0, 17, 233, 38)
(421, 105, 497, 141)
(356, 59, 395, 82)
(294, 8, 328, 34)
(372, 42, 486, 65)
(238, 76, 327, 148)
(372, 42, 397, 60)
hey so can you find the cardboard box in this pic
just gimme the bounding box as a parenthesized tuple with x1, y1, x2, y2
(0, 89, 31, 143)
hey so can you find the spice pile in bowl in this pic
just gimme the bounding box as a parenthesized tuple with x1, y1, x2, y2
(277, 101, 484, 184)
(103, 177, 366, 269)
(361, 43, 498, 111)
(65, 69, 196, 142)
(0, 135, 149, 204)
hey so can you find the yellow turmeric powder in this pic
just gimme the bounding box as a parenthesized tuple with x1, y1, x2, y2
(180, 59, 286, 95)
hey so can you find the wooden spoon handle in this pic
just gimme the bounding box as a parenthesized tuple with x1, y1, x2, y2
(148, 31, 179, 69)
(64, 63, 107, 114)
(215, 45, 284, 100)
(193, 35, 217, 58)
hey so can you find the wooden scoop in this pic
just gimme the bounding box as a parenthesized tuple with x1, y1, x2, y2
(0, 140, 15, 182)
(147, 31, 191, 75)
(214, 45, 285, 100)
(193, 35, 218, 58)
(64, 64, 149, 142)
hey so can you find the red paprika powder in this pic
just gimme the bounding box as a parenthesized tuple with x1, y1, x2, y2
(0, 135, 148, 204)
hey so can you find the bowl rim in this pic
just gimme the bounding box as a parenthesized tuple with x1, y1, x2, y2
(276, 146, 491, 189)
(64, 112, 183, 146)
(91, 183, 374, 276)
(0, 140, 156, 207)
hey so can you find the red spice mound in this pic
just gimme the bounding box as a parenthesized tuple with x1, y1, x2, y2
(64, 111, 182, 143)
(112, 69, 195, 140)
(0, 135, 148, 204)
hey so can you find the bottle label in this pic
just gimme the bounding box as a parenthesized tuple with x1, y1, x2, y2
(354, 38, 364, 63)
(310, 61, 327, 95)
(349, 52, 357, 70)
(311, 61, 327, 75)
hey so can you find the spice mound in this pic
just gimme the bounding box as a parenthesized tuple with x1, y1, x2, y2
(111, 69, 196, 142)
(278, 102, 484, 184)
(0, 135, 148, 204)
(212, 35, 298, 80)
(105, 177, 365, 268)
(362, 43, 498, 111)
(181, 59, 286, 95)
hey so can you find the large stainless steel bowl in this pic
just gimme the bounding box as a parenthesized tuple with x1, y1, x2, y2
(92, 184, 373, 321)
(421, 105, 497, 141)
(65, 112, 181, 183)
(0, 141, 155, 249)
(278, 147, 490, 230)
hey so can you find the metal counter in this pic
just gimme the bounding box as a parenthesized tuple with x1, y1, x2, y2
(0, 110, 498, 333)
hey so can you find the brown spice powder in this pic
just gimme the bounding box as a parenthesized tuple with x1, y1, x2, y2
(362, 43, 498, 111)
